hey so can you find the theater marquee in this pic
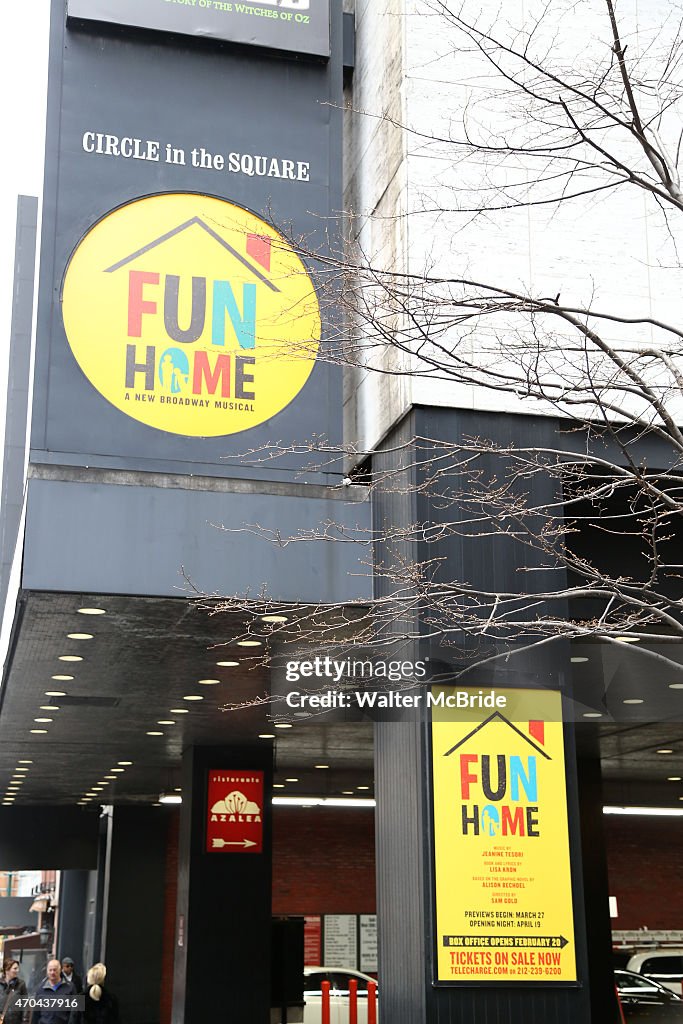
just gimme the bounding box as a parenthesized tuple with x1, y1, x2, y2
(67, 0, 331, 58)
(431, 687, 577, 984)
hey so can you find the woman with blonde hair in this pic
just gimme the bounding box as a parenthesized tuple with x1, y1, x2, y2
(84, 965, 118, 1024)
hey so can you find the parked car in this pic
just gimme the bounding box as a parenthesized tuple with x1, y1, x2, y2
(303, 967, 378, 1024)
(627, 952, 683, 996)
(616, 969, 683, 1020)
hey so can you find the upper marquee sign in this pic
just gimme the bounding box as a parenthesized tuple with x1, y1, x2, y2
(67, 0, 331, 58)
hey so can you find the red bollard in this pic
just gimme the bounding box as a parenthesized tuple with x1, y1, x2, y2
(615, 985, 627, 1024)
(349, 978, 358, 1024)
(368, 979, 377, 1024)
(321, 980, 331, 1024)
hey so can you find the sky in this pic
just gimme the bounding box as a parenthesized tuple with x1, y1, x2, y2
(0, 2, 50, 460)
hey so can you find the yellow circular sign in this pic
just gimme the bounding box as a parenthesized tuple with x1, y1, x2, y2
(62, 193, 321, 437)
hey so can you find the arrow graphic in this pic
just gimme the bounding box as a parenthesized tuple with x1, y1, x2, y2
(212, 838, 257, 849)
(443, 935, 569, 949)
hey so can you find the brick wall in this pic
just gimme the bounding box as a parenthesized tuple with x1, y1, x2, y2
(272, 807, 376, 915)
(605, 816, 683, 930)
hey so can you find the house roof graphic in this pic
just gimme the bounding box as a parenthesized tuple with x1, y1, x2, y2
(443, 711, 552, 760)
(104, 216, 281, 292)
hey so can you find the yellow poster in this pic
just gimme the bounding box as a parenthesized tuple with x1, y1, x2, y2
(431, 687, 577, 983)
(62, 193, 321, 437)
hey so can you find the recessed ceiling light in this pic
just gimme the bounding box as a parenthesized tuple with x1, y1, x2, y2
(614, 636, 640, 643)
(285, 778, 299, 783)
(18, 761, 33, 765)
(261, 615, 289, 623)
(667, 777, 682, 782)
(34, 718, 53, 723)
(67, 633, 93, 640)
(273, 784, 285, 789)
(97, 780, 109, 785)
(169, 709, 190, 714)
(315, 764, 330, 769)
(182, 695, 204, 702)
(274, 723, 292, 729)
(158, 720, 176, 725)
(342, 791, 354, 795)
(51, 676, 73, 682)
(110, 768, 125, 773)
(118, 761, 133, 766)
(40, 705, 60, 711)
(583, 713, 603, 718)
(198, 679, 220, 685)
(146, 731, 164, 736)
(571, 657, 588, 664)
(657, 749, 674, 754)
(174, 788, 182, 793)
(237, 640, 262, 647)
(59, 655, 83, 662)
(78, 607, 106, 615)
(30, 729, 47, 734)
(45, 691, 66, 698)
(91, 787, 103, 792)
(159, 793, 182, 805)
(105, 775, 116, 780)
(258, 734, 276, 740)
(669, 684, 683, 690)
(357, 786, 370, 791)
(14, 768, 29, 773)
(216, 661, 239, 667)
(623, 699, 644, 705)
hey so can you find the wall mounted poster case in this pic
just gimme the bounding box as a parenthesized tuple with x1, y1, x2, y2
(430, 687, 577, 984)
(66, 0, 331, 58)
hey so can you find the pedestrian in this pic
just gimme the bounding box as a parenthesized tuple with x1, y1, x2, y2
(83, 965, 117, 1024)
(32, 959, 76, 1024)
(0, 960, 28, 1024)
(60, 961, 82, 996)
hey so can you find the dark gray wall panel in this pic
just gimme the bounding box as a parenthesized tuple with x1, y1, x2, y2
(23, 476, 371, 601)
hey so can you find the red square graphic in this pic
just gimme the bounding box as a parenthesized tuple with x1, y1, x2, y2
(206, 769, 264, 853)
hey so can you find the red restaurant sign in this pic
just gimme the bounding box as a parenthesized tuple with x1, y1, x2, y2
(206, 769, 264, 854)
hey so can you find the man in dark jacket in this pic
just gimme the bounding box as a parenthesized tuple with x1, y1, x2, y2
(32, 959, 77, 1024)
(60, 961, 83, 996)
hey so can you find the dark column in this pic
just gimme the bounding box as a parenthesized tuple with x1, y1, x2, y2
(372, 409, 602, 1024)
(101, 807, 171, 1024)
(56, 870, 89, 971)
(577, 739, 620, 1022)
(171, 745, 273, 1024)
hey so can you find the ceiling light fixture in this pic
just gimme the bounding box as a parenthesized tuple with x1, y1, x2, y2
(216, 661, 239, 667)
(159, 793, 182, 805)
(18, 761, 33, 765)
(51, 676, 73, 682)
(657, 749, 674, 754)
(45, 691, 67, 698)
(614, 636, 640, 643)
(40, 705, 60, 711)
(314, 764, 330, 769)
(110, 768, 125, 773)
(30, 730, 48, 735)
(169, 709, 189, 714)
(669, 683, 683, 690)
(237, 640, 262, 647)
(77, 607, 106, 615)
(261, 615, 289, 623)
(623, 699, 644, 705)
(59, 656, 83, 662)
(67, 633, 93, 640)
(604, 805, 683, 817)
(285, 778, 299, 783)
(582, 713, 603, 718)
(667, 777, 682, 782)
(272, 796, 376, 809)
(158, 720, 176, 726)
(182, 695, 203, 702)
(258, 734, 275, 740)
(571, 657, 588, 664)
(146, 731, 164, 736)
(273, 722, 292, 729)
(118, 761, 133, 766)
(198, 679, 220, 685)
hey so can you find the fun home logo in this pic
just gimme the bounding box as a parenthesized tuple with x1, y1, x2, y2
(62, 193, 321, 437)
(446, 713, 551, 839)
